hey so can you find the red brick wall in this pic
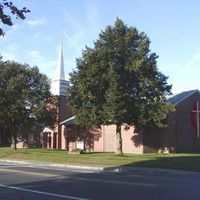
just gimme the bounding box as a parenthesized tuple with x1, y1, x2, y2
(121, 125, 143, 154)
(54, 96, 72, 149)
(58, 96, 73, 122)
(93, 124, 144, 154)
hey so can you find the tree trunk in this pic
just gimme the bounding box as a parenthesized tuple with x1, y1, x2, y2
(115, 124, 123, 155)
(12, 131, 17, 150)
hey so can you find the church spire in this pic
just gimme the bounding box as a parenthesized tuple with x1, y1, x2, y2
(51, 38, 69, 96)
(55, 39, 65, 80)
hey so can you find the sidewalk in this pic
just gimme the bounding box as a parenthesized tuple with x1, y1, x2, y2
(0, 158, 199, 176)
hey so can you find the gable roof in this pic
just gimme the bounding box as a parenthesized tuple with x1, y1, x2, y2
(60, 116, 75, 126)
(168, 89, 199, 104)
(60, 90, 200, 125)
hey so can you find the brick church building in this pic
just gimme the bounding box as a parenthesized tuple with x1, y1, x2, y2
(60, 90, 200, 153)
(2, 41, 200, 153)
(41, 42, 200, 153)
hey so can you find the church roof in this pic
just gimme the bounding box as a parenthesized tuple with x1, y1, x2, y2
(60, 90, 200, 126)
(60, 116, 75, 126)
(168, 89, 199, 104)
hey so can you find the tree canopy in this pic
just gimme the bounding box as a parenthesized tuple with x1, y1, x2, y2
(0, 60, 56, 149)
(0, 0, 30, 36)
(68, 19, 174, 154)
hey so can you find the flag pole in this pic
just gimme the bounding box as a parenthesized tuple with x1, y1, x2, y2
(197, 101, 199, 138)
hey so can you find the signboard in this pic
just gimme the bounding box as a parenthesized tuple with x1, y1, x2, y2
(76, 141, 84, 150)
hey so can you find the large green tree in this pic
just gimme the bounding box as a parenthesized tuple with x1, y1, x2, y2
(0, 60, 55, 149)
(68, 19, 174, 154)
(0, 0, 30, 36)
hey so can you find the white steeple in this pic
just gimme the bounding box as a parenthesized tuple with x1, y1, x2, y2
(55, 41, 65, 80)
(51, 39, 69, 96)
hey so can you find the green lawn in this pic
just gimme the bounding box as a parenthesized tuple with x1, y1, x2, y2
(0, 148, 200, 172)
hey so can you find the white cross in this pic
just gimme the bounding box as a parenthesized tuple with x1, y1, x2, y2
(192, 101, 200, 138)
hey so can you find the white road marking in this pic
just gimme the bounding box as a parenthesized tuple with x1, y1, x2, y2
(0, 168, 57, 177)
(0, 184, 89, 200)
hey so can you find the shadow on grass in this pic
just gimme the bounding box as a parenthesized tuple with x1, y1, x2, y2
(70, 151, 200, 172)
(111, 154, 200, 173)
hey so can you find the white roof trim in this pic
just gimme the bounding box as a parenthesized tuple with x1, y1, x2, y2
(41, 126, 54, 133)
(60, 116, 75, 125)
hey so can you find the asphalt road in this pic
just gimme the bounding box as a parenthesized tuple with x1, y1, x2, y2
(0, 162, 200, 200)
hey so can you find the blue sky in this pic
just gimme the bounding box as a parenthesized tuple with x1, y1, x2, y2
(1, 0, 200, 94)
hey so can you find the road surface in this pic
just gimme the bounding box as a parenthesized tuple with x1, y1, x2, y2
(0, 161, 200, 200)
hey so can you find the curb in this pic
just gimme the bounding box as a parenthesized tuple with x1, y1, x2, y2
(49, 163, 105, 171)
(0, 159, 105, 171)
(0, 159, 199, 175)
